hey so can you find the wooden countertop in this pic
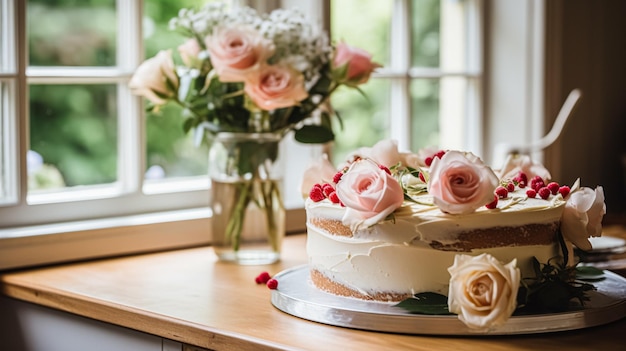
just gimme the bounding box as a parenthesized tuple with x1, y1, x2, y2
(1, 233, 625, 351)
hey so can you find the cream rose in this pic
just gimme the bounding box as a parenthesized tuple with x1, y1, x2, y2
(345, 139, 420, 169)
(447, 254, 520, 330)
(299, 154, 337, 197)
(178, 38, 202, 67)
(560, 183, 606, 251)
(333, 41, 381, 85)
(244, 64, 308, 110)
(498, 153, 551, 182)
(205, 25, 275, 82)
(129, 50, 178, 106)
(428, 151, 499, 214)
(335, 159, 405, 230)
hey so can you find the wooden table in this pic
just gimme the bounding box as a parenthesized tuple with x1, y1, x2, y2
(1, 233, 625, 351)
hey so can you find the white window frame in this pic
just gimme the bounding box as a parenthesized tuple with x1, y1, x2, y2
(0, 0, 545, 270)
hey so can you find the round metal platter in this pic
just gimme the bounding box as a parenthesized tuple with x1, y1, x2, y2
(270, 265, 626, 335)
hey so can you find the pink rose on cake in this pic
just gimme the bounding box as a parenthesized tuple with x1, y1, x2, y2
(206, 25, 275, 83)
(300, 154, 337, 197)
(428, 151, 499, 214)
(498, 153, 551, 182)
(447, 254, 520, 330)
(560, 179, 606, 251)
(335, 159, 404, 230)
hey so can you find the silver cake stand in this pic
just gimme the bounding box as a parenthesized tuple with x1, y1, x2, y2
(270, 265, 626, 335)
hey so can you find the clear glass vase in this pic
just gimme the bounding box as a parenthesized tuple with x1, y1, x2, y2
(208, 132, 285, 265)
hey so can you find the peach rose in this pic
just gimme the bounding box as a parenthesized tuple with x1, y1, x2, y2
(560, 183, 605, 251)
(345, 139, 420, 169)
(498, 153, 551, 182)
(299, 154, 337, 197)
(129, 50, 178, 106)
(448, 254, 520, 330)
(332, 41, 381, 85)
(335, 159, 405, 230)
(244, 64, 308, 110)
(178, 38, 202, 67)
(428, 151, 499, 214)
(205, 25, 275, 82)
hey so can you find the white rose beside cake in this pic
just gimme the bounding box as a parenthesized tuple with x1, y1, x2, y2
(301, 139, 606, 330)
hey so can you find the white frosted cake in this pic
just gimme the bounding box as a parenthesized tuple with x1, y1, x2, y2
(302, 140, 605, 305)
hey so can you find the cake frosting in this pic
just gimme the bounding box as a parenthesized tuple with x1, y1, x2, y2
(302, 140, 605, 308)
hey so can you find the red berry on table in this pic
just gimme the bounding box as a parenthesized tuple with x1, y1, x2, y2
(547, 182, 560, 195)
(558, 185, 571, 198)
(266, 278, 278, 290)
(538, 187, 551, 200)
(506, 182, 515, 192)
(518, 171, 528, 182)
(526, 189, 537, 198)
(495, 186, 508, 199)
(255, 272, 271, 284)
(485, 195, 498, 209)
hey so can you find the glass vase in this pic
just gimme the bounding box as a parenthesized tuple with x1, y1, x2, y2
(208, 132, 285, 265)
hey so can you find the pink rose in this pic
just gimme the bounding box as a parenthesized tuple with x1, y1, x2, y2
(205, 25, 275, 82)
(560, 184, 605, 251)
(244, 64, 308, 110)
(335, 159, 405, 230)
(428, 151, 499, 214)
(498, 154, 551, 182)
(300, 154, 337, 197)
(332, 41, 381, 85)
(178, 38, 202, 67)
(448, 254, 520, 330)
(129, 50, 178, 106)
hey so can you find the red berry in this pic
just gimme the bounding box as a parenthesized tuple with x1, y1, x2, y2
(538, 187, 551, 200)
(425, 156, 433, 167)
(266, 278, 278, 290)
(418, 172, 426, 182)
(255, 272, 271, 284)
(379, 164, 391, 175)
(495, 186, 508, 199)
(547, 182, 560, 195)
(518, 171, 528, 182)
(518, 179, 527, 188)
(558, 185, 571, 198)
(322, 183, 334, 197)
(328, 191, 340, 204)
(506, 182, 515, 192)
(485, 195, 498, 209)
(309, 186, 325, 202)
(333, 171, 343, 184)
(526, 189, 537, 198)
(435, 150, 446, 159)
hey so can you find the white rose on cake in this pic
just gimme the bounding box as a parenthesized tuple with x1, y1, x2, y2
(447, 253, 520, 330)
(560, 179, 606, 251)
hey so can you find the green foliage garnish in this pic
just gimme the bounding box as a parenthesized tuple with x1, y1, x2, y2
(395, 292, 452, 315)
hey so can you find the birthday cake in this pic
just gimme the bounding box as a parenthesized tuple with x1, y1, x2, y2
(302, 140, 605, 329)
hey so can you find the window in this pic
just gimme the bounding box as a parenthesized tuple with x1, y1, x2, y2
(1, 0, 496, 269)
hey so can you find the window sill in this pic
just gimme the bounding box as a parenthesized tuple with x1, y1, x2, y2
(0, 207, 306, 270)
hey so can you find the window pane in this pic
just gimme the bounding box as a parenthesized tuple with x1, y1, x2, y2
(411, 0, 440, 68)
(27, 0, 116, 66)
(29, 84, 118, 191)
(330, 0, 391, 68)
(330, 79, 390, 164)
(0, 81, 13, 203)
(410, 78, 440, 150)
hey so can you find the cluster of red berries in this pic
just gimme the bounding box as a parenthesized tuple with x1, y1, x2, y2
(424, 150, 446, 167)
(309, 183, 341, 204)
(255, 271, 278, 289)
(485, 171, 571, 209)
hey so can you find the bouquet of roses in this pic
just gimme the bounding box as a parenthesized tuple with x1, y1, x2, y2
(129, 2, 380, 144)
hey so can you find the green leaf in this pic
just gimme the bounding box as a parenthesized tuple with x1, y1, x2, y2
(294, 125, 335, 144)
(395, 292, 453, 315)
(576, 266, 605, 281)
